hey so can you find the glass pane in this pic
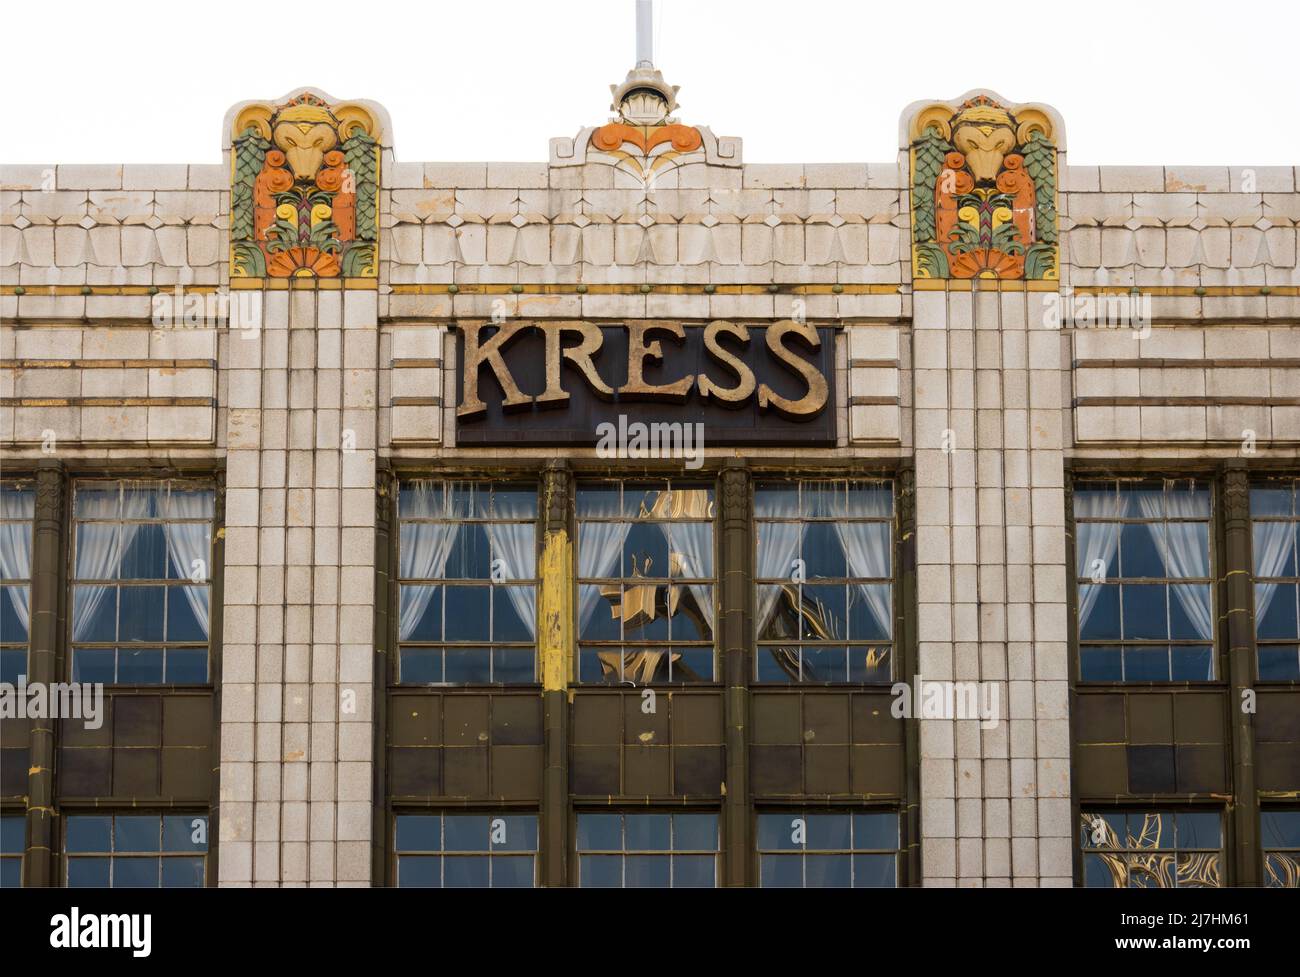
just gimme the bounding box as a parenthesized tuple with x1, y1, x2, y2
(67, 857, 110, 887)
(848, 584, 891, 640)
(1261, 811, 1300, 848)
(805, 853, 851, 887)
(114, 857, 160, 887)
(74, 483, 120, 519)
(1120, 523, 1165, 578)
(1122, 584, 1168, 640)
(1075, 523, 1119, 580)
(806, 814, 851, 850)
(66, 816, 111, 853)
(120, 524, 166, 579)
(74, 523, 119, 580)
(757, 646, 799, 682)
(444, 815, 489, 852)
(667, 523, 713, 578)
(672, 854, 715, 887)
(1170, 646, 1213, 681)
(579, 854, 621, 887)
(492, 647, 535, 684)
(0, 859, 18, 888)
(163, 816, 207, 852)
(849, 645, 891, 683)
(801, 585, 846, 641)
(1253, 522, 1297, 578)
(575, 485, 622, 518)
(166, 588, 208, 642)
(1257, 646, 1300, 681)
(399, 481, 446, 519)
(161, 857, 205, 887)
(624, 854, 670, 887)
(1176, 852, 1221, 888)
(0, 649, 24, 684)
(492, 816, 537, 852)
(1169, 585, 1211, 640)
(624, 814, 671, 851)
(165, 648, 208, 684)
(1123, 646, 1170, 682)
(444, 525, 491, 580)
(624, 522, 669, 579)
(443, 587, 489, 641)
(399, 648, 441, 684)
(1257, 584, 1299, 640)
(491, 855, 534, 888)
(576, 814, 621, 852)
(1079, 584, 1120, 640)
(492, 588, 534, 643)
(1176, 812, 1222, 849)
(801, 523, 847, 578)
(673, 814, 717, 851)
(760, 853, 802, 886)
(803, 481, 845, 518)
(396, 815, 441, 852)
(72, 648, 115, 684)
(0, 588, 28, 644)
(490, 486, 537, 520)
(72, 586, 117, 642)
(118, 586, 165, 642)
(846, 482, 892, 518)
(754, 482, 798, 518)
(115, 816, 160, 853)
(757, 814, 802, 851)
(397, 855, 439, 887)
(673, 647, 714, 682)
(854, 813, 899, 850)
(400, 586, 441, 642)
(443, 855, 490, 887)
(0, 817, 24, 853)
(801, 646, 847, 682)
(853, 853, 896, 887)
(1250, 487, 1293, 517)
(1080, 646, 1122, 682)
(118, 647, 164, 684)
(443, 647, 491, 684)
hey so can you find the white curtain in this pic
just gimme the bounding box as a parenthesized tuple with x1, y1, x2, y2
(1252, 520, 1297, 625)
(73, 484, 148, 641)
(755, 522, 804, 636)
(669, 522, 714, 630)
(162, 488, 213, 638)
(1137, 489, 1212, 640)
(485, 490, 537, 639)
(1075, 490, 1130, 632)
(577, 521, 630, 632)
(836, 521, 892, 639)
(398, 521, 459, 642)
(0, 489, 34, 632)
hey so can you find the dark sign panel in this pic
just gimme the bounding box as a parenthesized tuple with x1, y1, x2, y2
(454, 320, 836, 446)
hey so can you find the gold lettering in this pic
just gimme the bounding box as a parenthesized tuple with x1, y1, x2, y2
(757, 319, 829, 419)
(536, 322, 614, 407)
(619, 322, 694, 403)
(458, 320, 534, 419)
(697, 320, 756, 407)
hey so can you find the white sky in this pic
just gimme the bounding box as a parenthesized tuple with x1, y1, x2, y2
(3, 0, 1297, 166)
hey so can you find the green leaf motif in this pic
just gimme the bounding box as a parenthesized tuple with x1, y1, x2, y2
(1025, 243, 1057, 280)
(343, 133, 379, 242)
(342, 243, 376, 277)
(231, 131, 269, 244)
(1023, 131, 1057, 245)
(911, 129, 950, 245)
(913, 242, 948, 279)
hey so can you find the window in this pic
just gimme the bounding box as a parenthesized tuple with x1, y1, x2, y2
(1251, 479, 1299, 681)
(0, 483, 33, 684)
(64, 813, 208, 887)
(576, 811, 717, 887)
(1080, 810, 1221, 887)
(397, 480, 538, 684)
(1262, 810, 1300, 888)
(757, 810, 898, 886)
(393, 813, 536, 887)
(754, 479, 893, 683)
(1075, 479, 1214, 682)
(0, 815, 22, 887)
(70, 480, 214, 685)
(577, 481, 715, 685)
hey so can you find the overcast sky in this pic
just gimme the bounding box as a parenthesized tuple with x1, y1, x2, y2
(4, 0, 1297, 166)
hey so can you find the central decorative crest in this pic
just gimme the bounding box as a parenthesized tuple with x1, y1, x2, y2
(590, 65, 703, 181)
(229, 91, 381, 280)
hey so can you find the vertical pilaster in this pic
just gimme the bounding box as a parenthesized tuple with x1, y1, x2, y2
(720, 461, 751, 887)
(539, 461, 572, 886)
(1222, 464, 1259, 885)
(897, 466, 921, 885)
(22, 461, 62, 887)
(371, 465, 393, 886)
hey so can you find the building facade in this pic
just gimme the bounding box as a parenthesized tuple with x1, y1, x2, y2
(1, 60, 1298, 887)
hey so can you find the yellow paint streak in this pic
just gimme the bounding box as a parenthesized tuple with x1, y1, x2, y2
(539, 528, 573, 692)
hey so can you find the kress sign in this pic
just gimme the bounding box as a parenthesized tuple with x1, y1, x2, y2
(454, 319, 836, 446)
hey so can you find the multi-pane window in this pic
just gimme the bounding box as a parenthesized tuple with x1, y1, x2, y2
(65, 813, 208, 887)
(1075, 479, 1214, 682)
(397, 481, 538, 685)
(576, 811, 718, 887)
(1251, 479, 1299, 681)
(70, 480, 213, 685)
(577, 481, 715, 685)
(1079, 810, 1222, 888)
(757, 810, 898, 886)
(754, 479, 893, 683)
(0, 483, 33, 684)
(393, 813, 536, 887)
(0, 815, 22, 887)
(1262, 810, 1300, 888)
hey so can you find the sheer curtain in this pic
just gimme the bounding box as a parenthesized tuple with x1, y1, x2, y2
(73, 485, 147, 641)
(0, 489, 33, 631)
(835, 521, 892, 638)
(485, 490, 538, 639)
(577, 521, 629, 633)
(755, 522, 804, 636)
(1252, 520, 1296, 623)
(162, 489, 213, 638)
(1138, 490, 1212, 640)
(1075, 490, 1130, 632)
(669, 522, 714, 626)
(398, 521, 459, 641)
